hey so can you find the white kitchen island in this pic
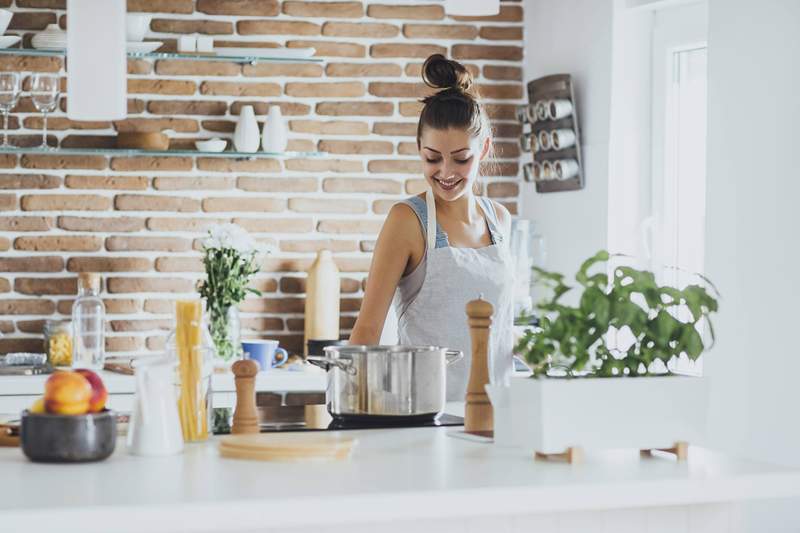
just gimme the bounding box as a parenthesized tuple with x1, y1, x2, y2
(2, 415, 799, 533)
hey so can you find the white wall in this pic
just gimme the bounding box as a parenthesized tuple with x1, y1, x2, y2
(703, 0, 800, 529)
(521, 0, 614, 276)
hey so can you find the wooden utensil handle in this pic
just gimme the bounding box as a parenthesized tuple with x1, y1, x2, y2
(465, 297, 494, 435)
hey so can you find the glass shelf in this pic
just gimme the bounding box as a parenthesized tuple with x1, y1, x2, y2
(0, 47, 323, 64)
(0, 145, 324, 159)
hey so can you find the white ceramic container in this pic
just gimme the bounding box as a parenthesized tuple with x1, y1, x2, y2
(234, 105, 260, 153)
(261, 105, 288, 153)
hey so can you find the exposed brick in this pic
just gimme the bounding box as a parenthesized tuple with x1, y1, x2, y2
(240, 317, 284, 331)
(128, 59, 152, 75)
(8, 11, 56, 30)
(285, 81, 365, 98)
(487, 181, 520, 198)
(67, 257, 152, 273)
(368, 159, 422, 174)
(260, 257, 313, 273)
(20, 154, 106, 170)
(368, 82, 431, 98)
(114, 118, 200, 133)
(243, 63, 323, 78)
(0, 337, 49, 353)
(367, 4, 444, 20)
(479, 26, 523, 40)
(287, 40, 365, 58)
(156, 60, 241, 77)
(14, 278, 77, 296)
(233, 217, 315, 234)
(146, 335, 167, 351)
(237, 177, 317, 193)
(15, 235, 102, 252)
(110, 319, 172, 332)
(237, 20, 320, 35)
(493, 141, 521, 158)
(399, 101, 423, 117)
(451, 5, 523, 22)
(197, 0, 279, 16)
(318, 140, 393, 156)
(481, 161, 519, 176)
(0, 174, 60, 189)
(150, 18, 233, 34)
(17, 0, 65, 8)
(403, 23, 478, 39)
(0, 216, 53, 231)
(335, 258, 371, 273)
(230, 101, 310, 116)
(0, 194, 15, 210)
(405, 179, 427, 195)
(316, 101, 393, 117)
(143, 299, 176, 314)
(501, 201, 518, 215)
(322, 22, 399, 38)
(289, 120, 369, 135)
(106, 236, 192, 253)
(202, 197, 286, 213)
(280, 239, 358, 253)
(0, 237, 8, 251)
(155, 256, 203, 272)
(325, 62, 402, 78)
(283, 1, 363, 18)
(0, 256, 63, 272)
(23, 117, 110, 131)
(59, 135, 116, 149)
(484, 65, 522, 81)
(0, 299, 55, 315)
(57, 216, 145, 233)
(280, 277, 360, 294)
(115, 194, 200, 212)
(0, 278, 8, 292)
(147, 100, 227, 116)
(478, 84, 523, 99)
(492, 122, 522, 139)
(200, 120, 235, 133)
(199, 81, 281, 97)
(370, 43, 446, 58)
(105, 299, 142, 314)
(0, 156, 15, 169)
(197, 158, 281, 173)
(106, 336, 144, 352)
(318, 220, 385, 235)
(453, 44, 523, 61)
(146, 217, 227, 232)
(360, 240, 376, 253)
(285, 159, 363, 173)
(65, 175, 149, 190)
(127, 0, 194, 14)
(397, 142, 419, 156)
(484, 103, 518, 120)
(16, 320, 45, 334)
(127, 79, 197, 95)
(289, 198, 367, 214)
(372, 199, 397, 215)
(111, 157, 193, 172)
(251, 278, 279, 292)
(0, 55, 62, 73)
(372, 122, 418, 137)
(107, 277, 194, 294)
(21, 194, 111, 211)
(240, 297, 305, 313)
(322, 178, 402, 195)
(153, 176, 233, 191)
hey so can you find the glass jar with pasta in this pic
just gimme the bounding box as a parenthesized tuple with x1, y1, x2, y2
(43, 320, 73, 367)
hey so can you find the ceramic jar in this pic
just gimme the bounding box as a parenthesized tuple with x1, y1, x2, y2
(234, 105, 259, 153)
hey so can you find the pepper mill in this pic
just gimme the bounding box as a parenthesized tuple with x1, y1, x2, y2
(465, 296, 494, 436)
(231, 359, 260, 434)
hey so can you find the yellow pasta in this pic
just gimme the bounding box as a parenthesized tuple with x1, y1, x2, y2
(175, 300, 208, 442)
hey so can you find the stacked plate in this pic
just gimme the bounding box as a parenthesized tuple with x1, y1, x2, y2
(219, 433, 356, 462)
(31, 24, 66, 50)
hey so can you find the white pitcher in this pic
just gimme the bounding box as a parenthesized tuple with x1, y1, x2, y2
(233, 105, 259, 153)
(261, 104, 288, 153)
(127, 357, 183, 456)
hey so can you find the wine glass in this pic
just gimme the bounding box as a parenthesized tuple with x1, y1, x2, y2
(31, 73, 59, 150)
(0, 73, 21, 148)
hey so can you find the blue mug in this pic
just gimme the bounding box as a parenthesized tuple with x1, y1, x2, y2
(241, 339, 289, 371)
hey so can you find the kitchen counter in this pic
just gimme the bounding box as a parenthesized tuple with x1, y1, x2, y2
(2, 407, 799, 533)
(0, 366, 327, 414)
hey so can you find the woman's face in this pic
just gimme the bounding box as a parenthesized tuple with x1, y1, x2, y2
(419, 127, 489, 202)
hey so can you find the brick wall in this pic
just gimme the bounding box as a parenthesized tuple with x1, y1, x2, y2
(0, 0, 524, 356)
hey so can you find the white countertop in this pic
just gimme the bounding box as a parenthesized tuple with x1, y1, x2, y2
(3, 415, 800, 533)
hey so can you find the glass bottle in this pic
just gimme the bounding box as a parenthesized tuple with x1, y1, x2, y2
(71, 272, 106, 369)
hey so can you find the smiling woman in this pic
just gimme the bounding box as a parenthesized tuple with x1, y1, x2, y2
(349, 54, 515, 401)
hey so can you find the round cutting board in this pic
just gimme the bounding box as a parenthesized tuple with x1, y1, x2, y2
(219, 433, 356, 462)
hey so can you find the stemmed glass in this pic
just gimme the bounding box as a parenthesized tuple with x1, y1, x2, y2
(31, 73, 59, 150)
(0, 73, 21, 148)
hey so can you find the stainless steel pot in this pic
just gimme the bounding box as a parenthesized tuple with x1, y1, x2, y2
(308, 345, 462, 419)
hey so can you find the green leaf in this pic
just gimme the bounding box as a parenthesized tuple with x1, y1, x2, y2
(679, 326, 704, 359)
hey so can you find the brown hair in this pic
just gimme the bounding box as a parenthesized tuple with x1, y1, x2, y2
(416, 54, 492, 149)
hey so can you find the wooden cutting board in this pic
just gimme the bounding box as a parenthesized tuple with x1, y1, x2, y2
(219, 433, 356, 462)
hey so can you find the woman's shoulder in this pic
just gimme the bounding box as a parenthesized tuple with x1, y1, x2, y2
(383, 196, 426, 238)
(485, 197, 512, 235)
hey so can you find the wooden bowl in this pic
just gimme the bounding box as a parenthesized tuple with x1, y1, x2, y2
(116, 132, 169, 151)
(20, 409, 117, 463)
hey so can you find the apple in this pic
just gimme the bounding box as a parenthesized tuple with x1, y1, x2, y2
(75, 369, 108, 413)
(43, 371, 92, 415)
(30, 397, 46, 414)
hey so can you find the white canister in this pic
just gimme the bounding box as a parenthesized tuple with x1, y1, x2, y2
(555, 159, 580, 180)
(261, 105, 288, 153)
(542, 160, 555, 180)
(234, 105, 260, 153)
(525, 103, 538, 124)
(538, 130, 552, 151)
(551, 128, 576, 150)
(515, 104, 528, 124)
(548, 99, 573, 120)
(535, 100, 549, 121)
(519, 132, 532, 153)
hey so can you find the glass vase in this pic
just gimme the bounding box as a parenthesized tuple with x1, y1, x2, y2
(209, 304, 242, 366)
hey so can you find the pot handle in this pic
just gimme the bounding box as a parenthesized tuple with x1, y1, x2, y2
(306, 356, 357, 376)
(445, 350, 463, 365)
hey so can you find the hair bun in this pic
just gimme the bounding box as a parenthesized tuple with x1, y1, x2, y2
(421, 54, 474, 94)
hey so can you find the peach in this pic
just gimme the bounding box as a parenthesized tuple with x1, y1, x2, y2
(75, 369, 108, 413)
(44, 371, 92, 415)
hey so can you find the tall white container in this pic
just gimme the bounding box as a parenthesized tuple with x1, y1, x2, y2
(262, 105, 288, 153)
(234, 105, 260, 153)
(304, 250, 340, 355)
(66, 0, 126, 120)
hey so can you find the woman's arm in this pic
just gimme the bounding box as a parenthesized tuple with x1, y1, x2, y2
(349, 203, 424, 345)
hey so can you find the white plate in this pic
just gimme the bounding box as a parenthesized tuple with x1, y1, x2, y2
(214, 47, 316, 59)
(126, 41, 162, 54)
(0, 35, 20, 49)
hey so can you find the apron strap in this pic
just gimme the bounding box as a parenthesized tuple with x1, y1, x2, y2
(425, 188, 437, 251)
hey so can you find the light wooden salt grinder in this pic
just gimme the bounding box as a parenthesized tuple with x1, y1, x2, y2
(231, 359, 260, 434)
(465, 296, 494, 436)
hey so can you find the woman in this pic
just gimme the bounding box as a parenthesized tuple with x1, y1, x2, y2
(349, 54, 515, 401)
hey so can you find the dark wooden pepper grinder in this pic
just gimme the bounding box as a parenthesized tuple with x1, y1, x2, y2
(465, 296, 494, 436)
(231, 359, 259, 434)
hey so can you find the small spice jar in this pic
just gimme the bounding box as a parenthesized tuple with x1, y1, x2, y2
(43, 319, 73, 367)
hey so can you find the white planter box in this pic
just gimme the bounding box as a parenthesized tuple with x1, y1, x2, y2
(487, 375, 708, 454)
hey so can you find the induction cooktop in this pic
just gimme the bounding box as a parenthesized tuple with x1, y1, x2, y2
(215, 413, 464, 434)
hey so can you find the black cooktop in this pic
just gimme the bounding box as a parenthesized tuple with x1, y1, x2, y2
(215, 413, 464, 434)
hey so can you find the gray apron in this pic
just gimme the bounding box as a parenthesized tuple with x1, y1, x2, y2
(395, 189, 515, 401)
